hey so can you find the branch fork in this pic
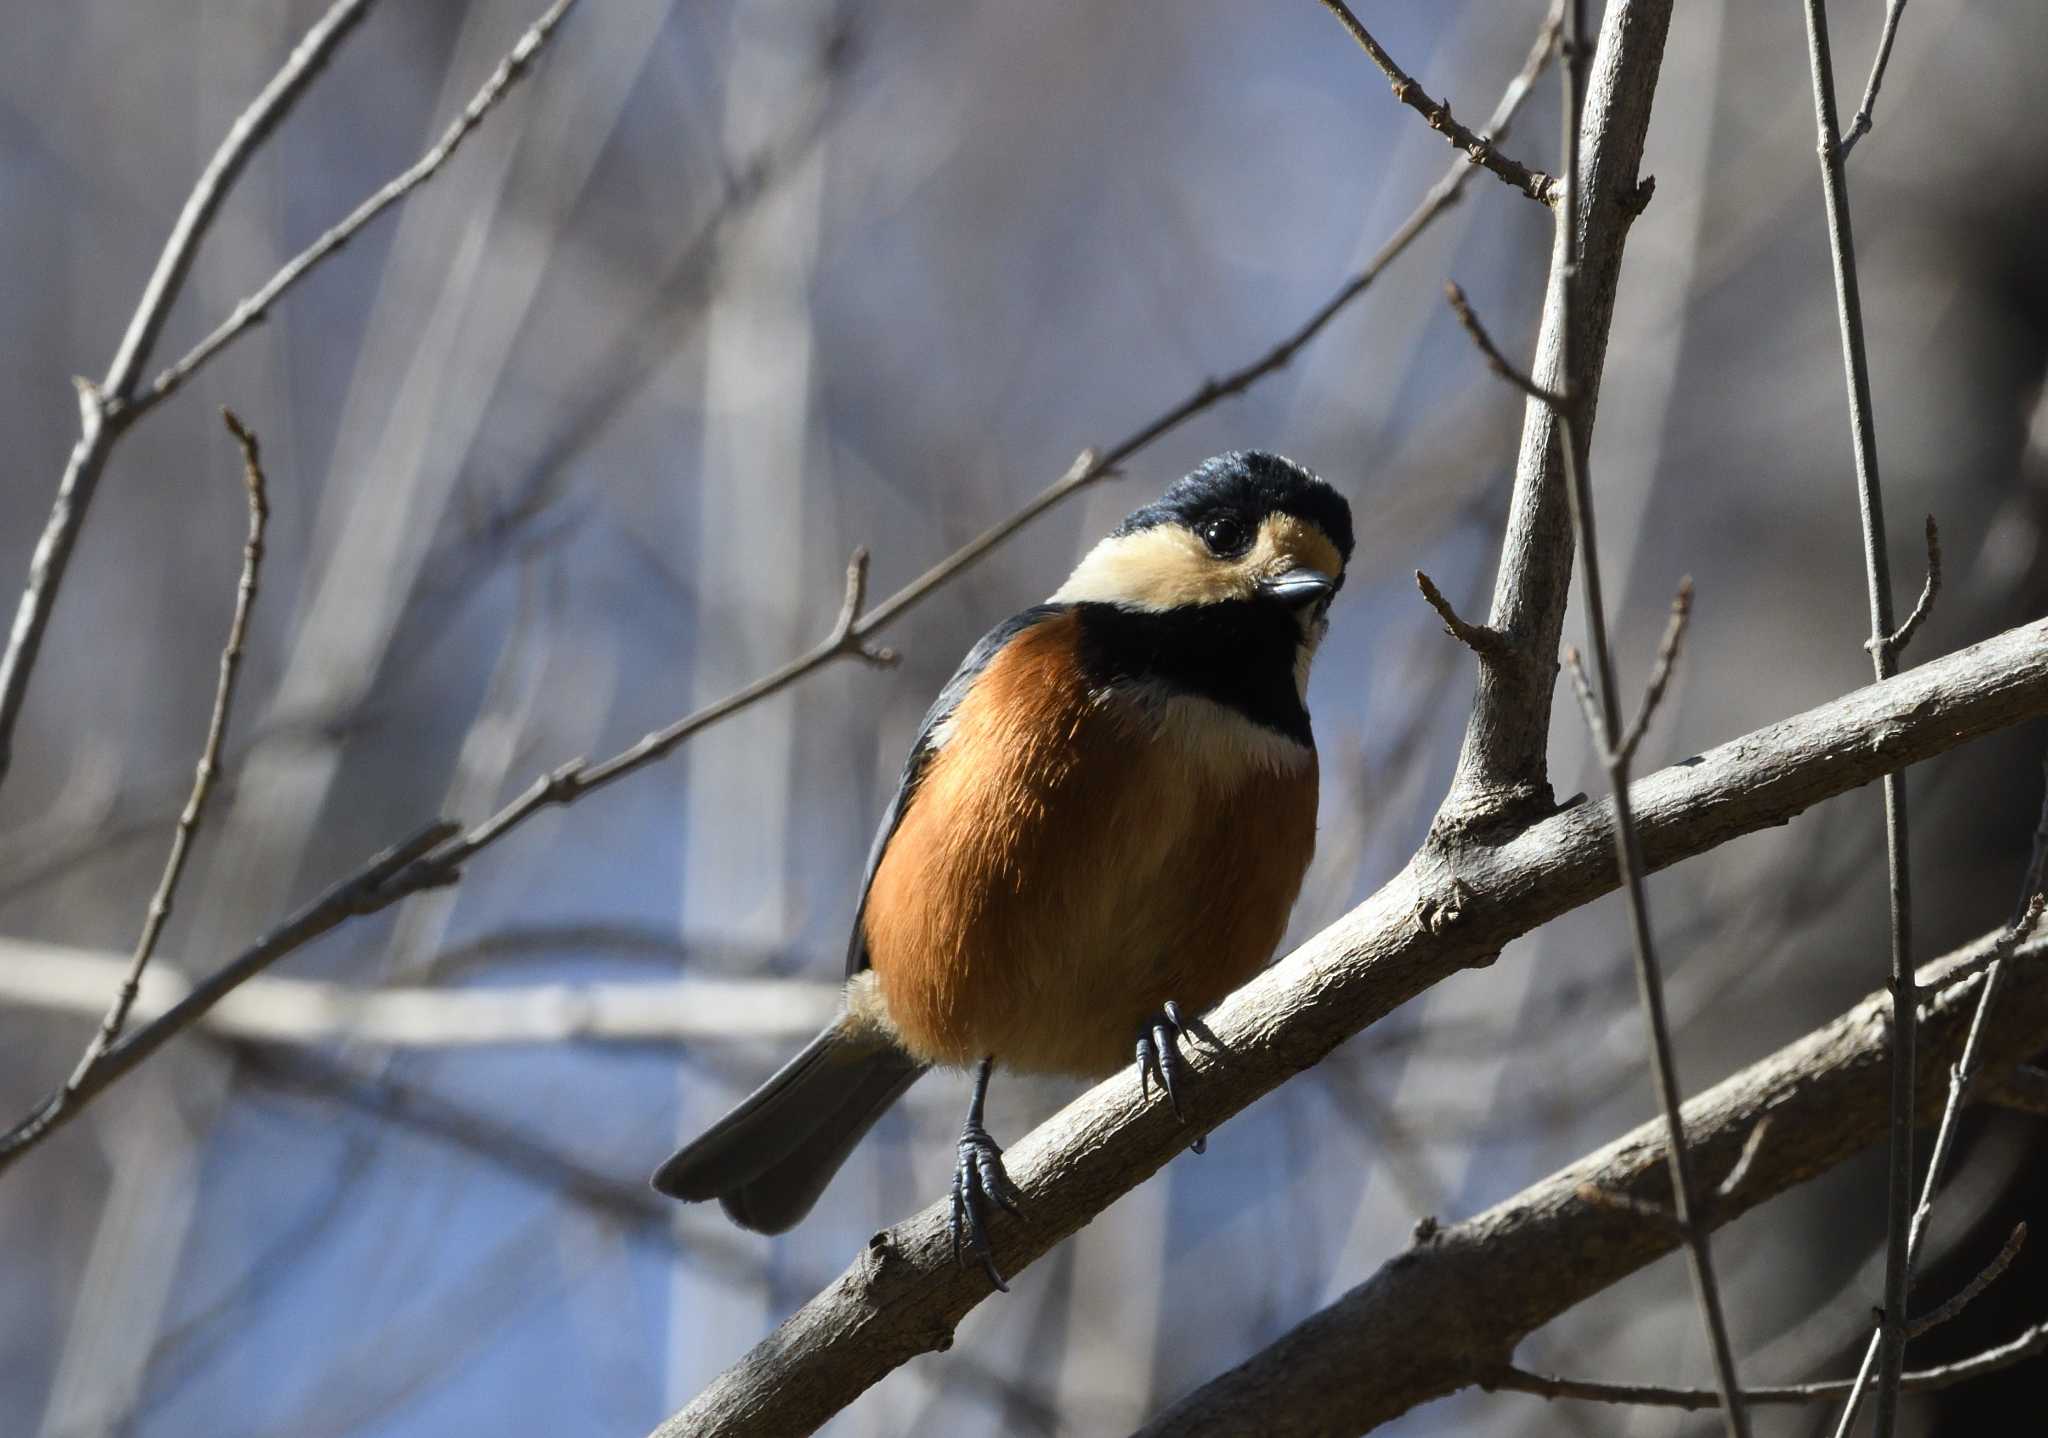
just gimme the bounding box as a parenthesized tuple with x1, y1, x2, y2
(1414, 570, 1514, 663)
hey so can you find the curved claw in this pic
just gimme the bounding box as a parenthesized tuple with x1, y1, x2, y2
(1134, 1000, 1227, 1152)
(951, 1122, 1023, 1290)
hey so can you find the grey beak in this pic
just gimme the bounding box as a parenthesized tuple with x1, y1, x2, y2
(1258, 568, 1338, 608)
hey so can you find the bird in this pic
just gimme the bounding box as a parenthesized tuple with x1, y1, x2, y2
(652, 450, 1352, 1288)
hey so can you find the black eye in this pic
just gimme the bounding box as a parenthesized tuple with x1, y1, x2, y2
(1198, 514, 1249, 556)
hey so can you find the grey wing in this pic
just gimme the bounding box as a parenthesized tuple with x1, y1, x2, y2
(844, 604, 1069, 976)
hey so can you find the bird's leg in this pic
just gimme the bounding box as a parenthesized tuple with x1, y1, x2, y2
(1135, 999, 1226, 1153)
(951, 1054, 1024, 1291)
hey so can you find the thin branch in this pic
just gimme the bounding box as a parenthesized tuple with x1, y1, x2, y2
(1415, 570, 1512, 662)
(1562, 644, 1603, 745)
(1492, 1239, 2042, 1427)
(4, 410, 268, 1152)
(1314, 0, 1561, 205)
(1485, 1321, 2048, 1411)
(138, 0, 582, 416)
(1868, 514, 1941, 657)
(1906, 1222, 2025, 1339)
(1560, 579, 1693, 767)
(1617, 579, 1693, 762)
(0, 0, 375, 796)
(1713, 1115, 1773, 1206)
(1838, 0, 1913, 160)
(111, 415, 265, 1053)
(1801, 5, 1918, 1431)
(1928, 893, 2044, 992)
(1442, 282, 1568, 408)
(660, 618, 2048, 1438)
(1547, 0, 1746, 1422)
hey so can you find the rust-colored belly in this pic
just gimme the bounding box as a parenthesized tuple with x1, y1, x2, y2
(860, 614, 1318, 1077)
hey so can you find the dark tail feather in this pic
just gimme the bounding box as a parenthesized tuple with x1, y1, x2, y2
(651, 1022, 926, 1234)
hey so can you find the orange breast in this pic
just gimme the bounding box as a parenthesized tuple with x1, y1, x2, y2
(860, 612, 1318, 1077)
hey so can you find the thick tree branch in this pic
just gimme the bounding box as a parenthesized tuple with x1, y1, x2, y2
(1135, 924, 2048, 1437)
(656, 618, 2048, 1438)
(1434, 0, 1674, 832)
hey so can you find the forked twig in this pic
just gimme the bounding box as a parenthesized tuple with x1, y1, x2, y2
(1838, 0, 1913, 160)
(1443, 282, 1567, 408)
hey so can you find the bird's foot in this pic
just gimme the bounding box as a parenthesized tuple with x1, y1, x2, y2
(951, 1121, 1024, 1291)
(1135, 999, 1226, 1153)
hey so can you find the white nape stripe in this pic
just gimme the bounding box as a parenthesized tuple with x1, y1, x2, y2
(1113, 682, 1313, 778)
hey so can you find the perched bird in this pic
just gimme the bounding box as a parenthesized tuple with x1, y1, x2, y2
(653, 451, 1351, 1287)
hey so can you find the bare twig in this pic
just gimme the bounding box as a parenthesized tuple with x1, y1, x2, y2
(1313, 0, 1561, 205)
(1803, 2, 1929, 1428)
(139, 0, 581, 415)
(1, 411, 268, 1155)
(1906, 1223, 2025, 1339)
(1560, 580, 1693, 767)
(1929, 893, 2044, 992)
(1442, 282, 1567, 407)
(1617, 579, 1693, 761)
(1838, 0, 1913, 159)
(1713, 1114, 1773, 1206)
(1485, 1320, 2048, 1411)
(1415, 570, 1512, 661)
(0, 0, 375, 796)
(1868, 515, 1941, 657)
(660, 616, 2048, 1438)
